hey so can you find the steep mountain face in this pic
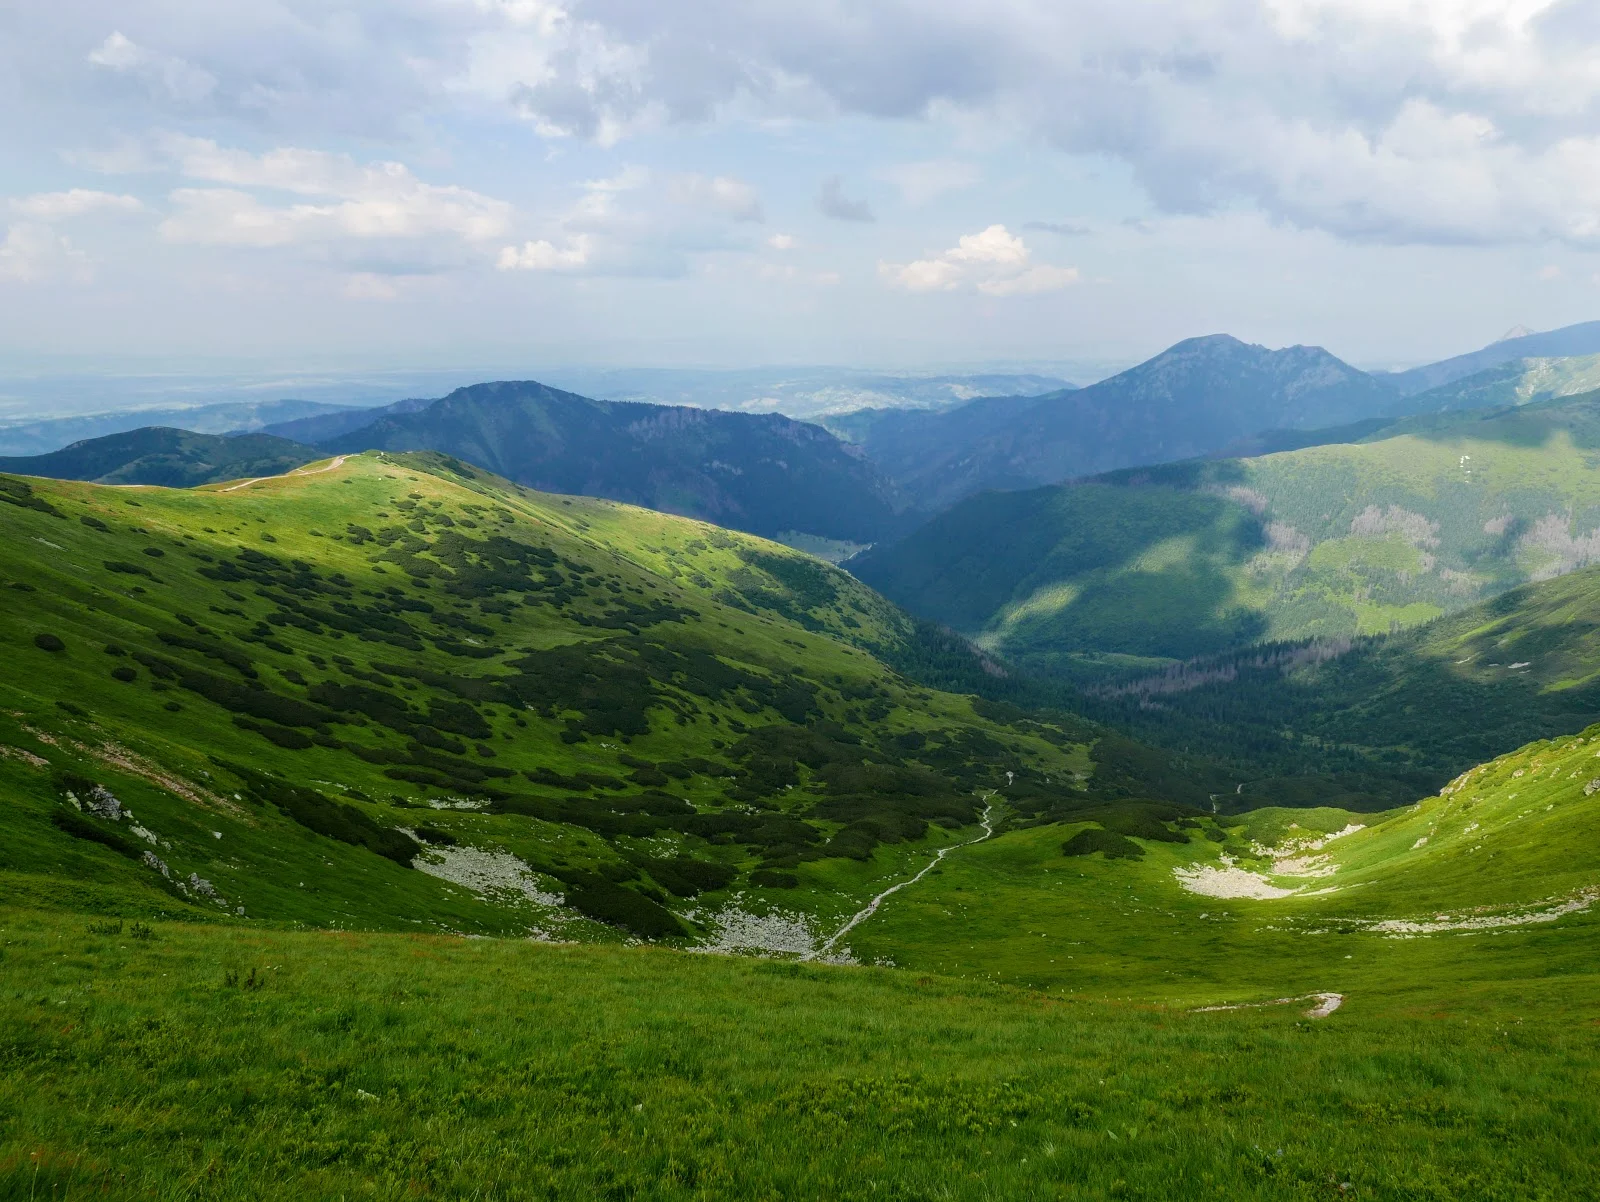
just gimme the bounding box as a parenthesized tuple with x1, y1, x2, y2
(320, 380, 902, 543)
(0, 428, 316, 488)
(838, 335, 1400, 512)
(0, 400, 360, 458)
(854, 388, 1600, 676)
(1383, 320, 1600, 395)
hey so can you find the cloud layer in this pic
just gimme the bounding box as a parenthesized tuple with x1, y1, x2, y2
(496, 0, 1600, 247)
(881, 225, 1079, 295)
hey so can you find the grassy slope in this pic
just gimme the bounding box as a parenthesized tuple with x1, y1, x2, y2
(4, 456, 1600, 1195)
(1091, 563, 1600, 801)
(1409, 350, 1600, 411)
(0, 453, 1091, 946)
(853, 389, 1600, 678)
(0, 428, 316, 487)
(6, 722, 1600, 1198)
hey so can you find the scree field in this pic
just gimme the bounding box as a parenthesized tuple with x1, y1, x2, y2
(1, 454, 1597, 1199)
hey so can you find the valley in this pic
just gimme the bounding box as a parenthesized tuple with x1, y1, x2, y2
(5, 335, 1600, 1199)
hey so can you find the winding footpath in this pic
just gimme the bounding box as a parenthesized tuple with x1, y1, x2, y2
(803, 797, 998, 962)
(220, 455, 349, 493)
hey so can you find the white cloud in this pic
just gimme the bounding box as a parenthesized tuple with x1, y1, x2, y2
(667, 173, 764, 221)
(484, 1, 1600, 248)
(154, 139, 511, 247)
(497, 166, 765, 277)
(877, 159, 980, 205)
(768, 233, 797, 249)
(87, 31, 216, 103)
(10, 190, 144, 220)
(0, 223, 88, 283)
(497, 235, 594, 270)
(881, 224, 1078, 295)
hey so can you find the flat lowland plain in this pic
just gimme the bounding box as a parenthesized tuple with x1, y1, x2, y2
(3, 903, 1597, 1201)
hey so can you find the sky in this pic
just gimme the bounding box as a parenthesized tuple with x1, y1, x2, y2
(5, 0, 1600, 378)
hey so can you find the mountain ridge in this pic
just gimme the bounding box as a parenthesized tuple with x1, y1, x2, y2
(0, 427, 317, 488)
(835, 334, 1403, 512)
(315, 379, 905, 543)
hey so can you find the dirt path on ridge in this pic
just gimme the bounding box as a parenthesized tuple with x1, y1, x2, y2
(220, 455, 349, 493)
(803, 797, 998, 962)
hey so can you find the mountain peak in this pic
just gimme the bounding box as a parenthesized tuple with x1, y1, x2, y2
(1496, 324, 1537, 343)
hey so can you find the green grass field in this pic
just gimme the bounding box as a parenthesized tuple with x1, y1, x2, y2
(5, 900, 1598, 1201)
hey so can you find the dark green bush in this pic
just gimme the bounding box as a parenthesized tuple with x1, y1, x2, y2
(1061, 827, 1145, 859)
(644, 856, 737, 897)
(218, 761, 419, 866)
(563, 878, 686, 939)
(749, 869, 800, 889)
(232, 717, 315, 750)
(51, 809, 141, 859)
(34, 633, 65, 652)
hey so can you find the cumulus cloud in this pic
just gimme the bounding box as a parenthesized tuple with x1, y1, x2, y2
(0, 223, 88, 283)
(877, 159, 980, 205)
(767, 233, 797, 249)
(497, 167, 764, 277)
(880, 224, 1079, 295)
(154, 139, 511, 247)
(497, 235, 594, 271)
(10, 190, 144, 220)
(817, 176, 874, 222)
(88, 31, 216, 103)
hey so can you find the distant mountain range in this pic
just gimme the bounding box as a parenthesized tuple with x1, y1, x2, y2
(316, 380, 902, 543)
(0, 428, 316, 489)
(1379, 320, 1600, 395)
(828, 334, 1404, 512)
(853, 386, 1600, 675)
(525, 366, 1077, 420)
(0, 381, 906, 544)
(259, 397, 434, 444)
(11, 321, 1600, 546)
(1405, 351, 1600, 412)
(0, 369, 1074, 456)
(0, 398, 361, 458)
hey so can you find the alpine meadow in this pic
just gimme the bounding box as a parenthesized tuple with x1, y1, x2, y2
(6, 3, 1600, 1199)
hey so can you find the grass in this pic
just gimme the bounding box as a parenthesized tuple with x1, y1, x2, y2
(4, 904, 1597, 1201)
(5, 451, 1600, 1197)
(0, 452, 1094, 944)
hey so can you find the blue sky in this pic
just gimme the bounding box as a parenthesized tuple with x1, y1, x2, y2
(4, 0, 1600, 375)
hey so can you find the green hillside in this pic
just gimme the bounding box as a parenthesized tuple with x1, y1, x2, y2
(0, 453, 1103, 948)
(7, 717, 1600, 1198)
(1086, 561, 1600, 807)
(0, 427, 316, 488)
(7, 451, 1600, 1197)
(1409, 352, 1600, 412)
(854, 389, 1600, 678)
